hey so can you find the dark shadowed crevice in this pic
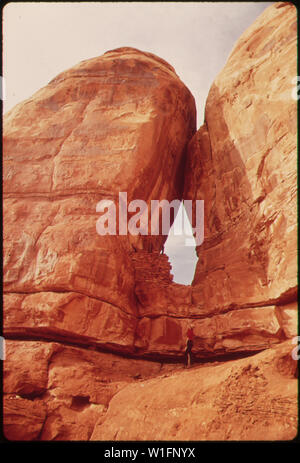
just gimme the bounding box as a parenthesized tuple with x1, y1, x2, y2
(4, 331, 272, 365)
(70, 395, 91, 411)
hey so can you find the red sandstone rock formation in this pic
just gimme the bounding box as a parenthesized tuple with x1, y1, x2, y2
(131, 4, 297, 361)
(91, 340, 297, 441)
(3, 339, 170, 440)
(183, 2, 297, 351)
(3, 47, 196, 354)
(3, 46, 196, 441)
(2, 3, 298, 442)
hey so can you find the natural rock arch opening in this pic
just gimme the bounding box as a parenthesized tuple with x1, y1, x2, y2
(164, 202, 198, 285)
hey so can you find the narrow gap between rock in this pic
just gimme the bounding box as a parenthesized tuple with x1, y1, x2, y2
(164, 202, 198, 285)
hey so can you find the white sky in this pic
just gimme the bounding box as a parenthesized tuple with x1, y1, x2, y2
(3, 1, 272, 284)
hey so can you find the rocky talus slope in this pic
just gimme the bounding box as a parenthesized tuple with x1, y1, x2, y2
(3, 3, 297, 440)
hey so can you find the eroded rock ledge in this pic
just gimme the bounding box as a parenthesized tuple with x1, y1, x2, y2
(4, 339, 297, 440)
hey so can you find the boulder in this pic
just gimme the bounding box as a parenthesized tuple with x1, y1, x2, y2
(3, 47, 196, 350)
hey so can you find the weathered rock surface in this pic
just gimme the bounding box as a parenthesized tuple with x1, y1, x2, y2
(184, 3, 297, 335)
(3, 47, 196, 352)
(3, 339, 176, 440)
(135, 305, 285, 359)
(3, 4, 297, 363)
(2, 3, 298, 442)
(3, 339, 297, 441)
(3, 396, 47, 441)
(91, 340, 297, 441)
(4, 291, 136, 353)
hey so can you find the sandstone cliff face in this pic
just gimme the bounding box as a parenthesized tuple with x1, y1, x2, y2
(3, 47, 196, 354)
(2, 3, 298, 442)
(184, 2, 297, 350)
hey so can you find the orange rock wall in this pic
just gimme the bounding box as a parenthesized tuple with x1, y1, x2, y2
(184, 2, 297, 337)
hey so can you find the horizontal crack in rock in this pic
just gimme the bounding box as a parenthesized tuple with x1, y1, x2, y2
(4, 329, 269, 365)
